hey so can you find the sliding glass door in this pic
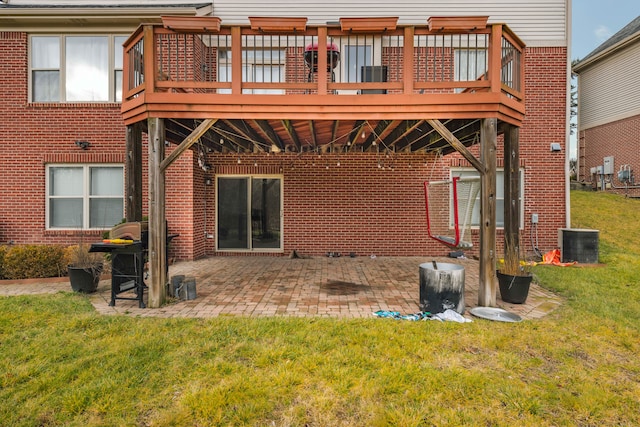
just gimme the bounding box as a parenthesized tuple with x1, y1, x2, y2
(217, 176, 282, 251)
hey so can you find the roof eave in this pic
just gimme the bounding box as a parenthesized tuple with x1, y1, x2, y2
(0, 4, 212, 30)
(573, 32, 640, 73)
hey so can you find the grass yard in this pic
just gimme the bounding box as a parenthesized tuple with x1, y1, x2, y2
(1, 191, 639, 426)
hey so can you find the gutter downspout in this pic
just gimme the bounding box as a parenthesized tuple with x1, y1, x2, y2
(565, 0, 572, 228)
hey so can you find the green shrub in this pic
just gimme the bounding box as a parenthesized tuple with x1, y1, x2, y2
(0, 245, 68, 280)
(0, 245, 6, 279)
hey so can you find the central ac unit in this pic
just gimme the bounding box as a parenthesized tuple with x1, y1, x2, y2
(558, 228, 599, 264)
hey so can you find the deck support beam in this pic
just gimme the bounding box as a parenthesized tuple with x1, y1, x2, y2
(148, 117, 167, 308)
(427, 117, 497, 305)
(282, 120, 302, 152)
(253, 120, 284, 152)
(427, 119, 484, 173)
(503, 124, 521, 273)
(125, 123, 143, 222)
(160, 119, 217, 172)
(479, 118, 497, 306)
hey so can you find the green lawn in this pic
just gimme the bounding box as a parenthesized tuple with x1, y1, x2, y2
(1, 191, 639, 426)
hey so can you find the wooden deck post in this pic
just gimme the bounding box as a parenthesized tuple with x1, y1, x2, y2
(143, 25, 156, 94)
(488, 24, 503, 94)
(479, 118, 497, 306)
(231, 26, 242, 95)
(403, 26, 414, 94)
(503, 124, 521, 267)
(147, 117, 167, 308)
(317, 27, 328, 95)
(125, 123, 143, 222)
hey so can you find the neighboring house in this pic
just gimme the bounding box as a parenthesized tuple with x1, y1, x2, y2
(573, 16, 640, 196)
(1, 0, 570, 302)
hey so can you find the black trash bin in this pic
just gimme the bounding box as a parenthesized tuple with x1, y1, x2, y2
(419, 261, 465, 314)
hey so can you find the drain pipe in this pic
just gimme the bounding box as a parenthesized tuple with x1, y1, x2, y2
(565, 0, 573, 229)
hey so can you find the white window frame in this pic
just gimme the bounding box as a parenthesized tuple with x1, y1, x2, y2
(29, 34, 127, 103)
(338, 36, 383, 95)
(46, 164, 124, 230)
(215, 174, 284, 252)
(218, 49, 285, 94)
(451, 168, 524, 229)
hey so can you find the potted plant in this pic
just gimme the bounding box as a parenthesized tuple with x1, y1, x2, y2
(496, 234, 533, 304)
(65, 243, 104, 293)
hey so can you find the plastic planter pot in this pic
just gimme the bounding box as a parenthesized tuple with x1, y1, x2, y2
(68, 265, 102, 293)
(497, 271, 532, 304)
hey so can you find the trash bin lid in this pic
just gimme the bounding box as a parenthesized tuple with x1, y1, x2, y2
(469, 307, 522, 322)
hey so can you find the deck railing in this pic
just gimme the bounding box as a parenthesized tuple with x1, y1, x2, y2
(123, 17, 525, 103)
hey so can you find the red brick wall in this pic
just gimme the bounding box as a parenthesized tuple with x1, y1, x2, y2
(0, 32, 197, 258)
(512, 46, 568, 256)
(1, 30, 567, 261)
(579, 115, 640, 197)
(207, 154, 445, 257)
(0, 32, 125, 244)
(165, 148, 199, 260)
(193, 48, 569, 259)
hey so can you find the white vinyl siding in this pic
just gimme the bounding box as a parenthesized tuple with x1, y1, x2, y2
(577, 40, 640, 131)
(212, 0, 567, 46)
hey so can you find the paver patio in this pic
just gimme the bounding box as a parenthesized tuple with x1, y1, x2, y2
(1, 256, 562, 321)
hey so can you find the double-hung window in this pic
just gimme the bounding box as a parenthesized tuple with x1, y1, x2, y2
(218, 49, 285, 94)
(452, 168, 524, 228)
(47, 165, 124, 229)
(31, 35, 127, 102)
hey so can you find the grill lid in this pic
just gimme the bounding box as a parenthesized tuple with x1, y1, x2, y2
(110, 221, 148, 241)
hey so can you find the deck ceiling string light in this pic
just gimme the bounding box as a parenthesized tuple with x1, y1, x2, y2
(218, 119, 405, 156)
(365, 120, 389, 151)
(199, 119, 461, 163)
(212, 126, 270, 153)
(196, 137, 212, 172)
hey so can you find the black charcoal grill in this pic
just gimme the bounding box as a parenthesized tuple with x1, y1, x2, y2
(90, 222, 177, 308)
(90, 222, 148, 308)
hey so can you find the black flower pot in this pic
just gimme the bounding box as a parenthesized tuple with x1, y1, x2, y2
(497, 271, 532, 304)
(68, 264, 103, 293)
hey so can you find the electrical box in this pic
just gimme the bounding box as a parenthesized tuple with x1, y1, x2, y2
(596, 165, 603, 174)
(603, 156, 614, 175)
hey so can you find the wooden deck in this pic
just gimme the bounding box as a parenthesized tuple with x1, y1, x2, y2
(121, 16, 527, 308)
(121, 16, 525, 154)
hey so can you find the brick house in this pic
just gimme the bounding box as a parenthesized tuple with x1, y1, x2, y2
(573, 16, 640, 197)
(1, 1, 570, 306)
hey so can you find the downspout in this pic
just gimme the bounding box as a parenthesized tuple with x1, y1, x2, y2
(565, 0, 572, 228)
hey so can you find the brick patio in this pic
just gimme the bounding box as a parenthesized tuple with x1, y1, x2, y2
(1, 256, 562, 320)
